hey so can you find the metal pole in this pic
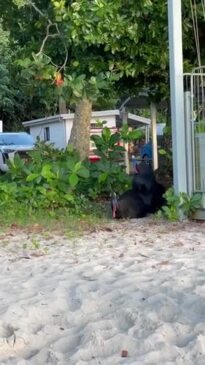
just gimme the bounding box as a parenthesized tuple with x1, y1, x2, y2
(150, 102, 158, 170)
(121, 107, 130, 174)
(184, 91, 193, 196)
(168, 0, 187, 193)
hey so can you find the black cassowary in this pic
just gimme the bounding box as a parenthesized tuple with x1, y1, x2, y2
(151, 181, 166, 212)
(111, 163, 166, 219)
(133, 163, 155, 192)
(111, 190, 147, 219)
(132, 162, 166, 213)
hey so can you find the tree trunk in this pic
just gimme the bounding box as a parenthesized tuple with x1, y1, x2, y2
(59, 96, 67, 114)
(69, 98, 92, 160)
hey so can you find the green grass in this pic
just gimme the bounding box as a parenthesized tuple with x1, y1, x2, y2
(0, 201, 111, 236)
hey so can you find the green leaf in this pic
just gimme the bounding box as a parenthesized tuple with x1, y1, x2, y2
(102, 127, 111, 142)
(74, 160, 82, 172)
(37, 186, 47, 195)
(73, 89, 83, 98)
(113, 145, 125, 152)
(66, 159, 76, 171)
(26, 173, 39, 182)
(64, 193, 74, 202)
(91, 135, 103, 145)
(98, 172, 108, 183)
(159, 148, 167, 155)
(69, 173, 78, 187)
(128, 130, 144, 140)
(77, 166, 90, 178)
(53, 1, 60, 8)
(41, 164, 55, 179)
(12, 0, 28, 8)
(109, 133, 120, 146)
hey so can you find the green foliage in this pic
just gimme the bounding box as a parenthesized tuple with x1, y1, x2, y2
(91, 124, 143, 161)
(156, 187, 202, 221)
(0, 0, 202, 135)
(84, 159, 131, 199)
(0, 64, 14, 110)
(0, 130, 202, 224)
(159, 147, 172, 162)
(158, 145, 173, 178)
(195, 122, 205, 134)
(120, 124, 144, 142)
(0, 142, 90, 212)
(1, 0, 203, 130)
(180, 192, 202, 218)
(86, 125, 143, 198)
(12, 0, 28, 7)
(64, 71, 120, 104)
(0, 131, 132, 216)
(91, 127, 124, 161)
(156, 188, 181, 221)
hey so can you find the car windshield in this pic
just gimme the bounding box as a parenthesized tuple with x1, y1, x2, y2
(0, 133, 34, 146)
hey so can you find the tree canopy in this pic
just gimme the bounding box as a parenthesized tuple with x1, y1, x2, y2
(0, 0, 204, 130)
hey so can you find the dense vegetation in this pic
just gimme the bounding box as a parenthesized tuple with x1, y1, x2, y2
(0, 127, 137, 226)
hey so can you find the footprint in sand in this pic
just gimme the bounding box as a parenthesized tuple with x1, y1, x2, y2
(67, 286, 82, 312)
(0, 334, 26, 359)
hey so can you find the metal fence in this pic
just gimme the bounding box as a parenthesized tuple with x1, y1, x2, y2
(185, 67, 205, 193)
(194, 120, 205, 191)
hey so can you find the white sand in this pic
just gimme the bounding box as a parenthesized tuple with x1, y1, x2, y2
(0, 218, 205, 365)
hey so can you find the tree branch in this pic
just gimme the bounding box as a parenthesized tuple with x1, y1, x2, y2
(27, 0, 51, 23)
(27, 0, 68, 70)
(36, 23, 60, 56)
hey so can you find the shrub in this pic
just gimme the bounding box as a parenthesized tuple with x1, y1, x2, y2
(85, 127, 131, 198)
(156, 187, 202, 221)
(0, 126, 143, 218)
(0, 142, 90, 211)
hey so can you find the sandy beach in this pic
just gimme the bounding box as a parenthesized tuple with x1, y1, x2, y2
(0, 218, 205, 365)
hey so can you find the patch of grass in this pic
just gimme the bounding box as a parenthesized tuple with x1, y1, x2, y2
(0, 201, 111, 237)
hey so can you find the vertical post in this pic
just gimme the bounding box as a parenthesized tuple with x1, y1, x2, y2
(184, 91, 193, 195)
(121, 107, 130, 174)
(0, 120, 2, 133)
(168, 0, 187, 193)
(145, 126, 149, 143)
(150, 102, 158, 171)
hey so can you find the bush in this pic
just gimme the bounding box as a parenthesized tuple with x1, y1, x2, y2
(0, 142, 90, 212)
(0, 126, 142, 220)
(156, 187, 202, 221)
(84, 127, 131, 199)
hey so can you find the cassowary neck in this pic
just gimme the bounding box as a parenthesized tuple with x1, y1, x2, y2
(112, 197, 119, 218)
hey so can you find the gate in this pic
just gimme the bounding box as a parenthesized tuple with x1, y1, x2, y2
(184, 67, 205, 206)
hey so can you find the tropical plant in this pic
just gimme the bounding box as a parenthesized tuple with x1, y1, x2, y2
(156, 187, 202, 221)
(91, 127, 124, 161)
(84, 125, 143, 198)
(0, 142, 90, 211)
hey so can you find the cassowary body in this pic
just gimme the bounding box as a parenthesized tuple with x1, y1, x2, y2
(133, 163, 155, 192)
(151, 181, 166, 212)
(111, 162, 166, 219)
(111, 190, 147, 219)
(132, 162, 166, 214)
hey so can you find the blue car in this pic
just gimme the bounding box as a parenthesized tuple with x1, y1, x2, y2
(0, 132, 34, 172)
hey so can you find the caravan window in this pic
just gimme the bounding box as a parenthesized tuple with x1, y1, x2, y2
(44, 127, 50, 141)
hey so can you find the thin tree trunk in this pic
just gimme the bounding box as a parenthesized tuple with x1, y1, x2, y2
(59, 96, 67, 114)
(69, 98, 92, 160)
